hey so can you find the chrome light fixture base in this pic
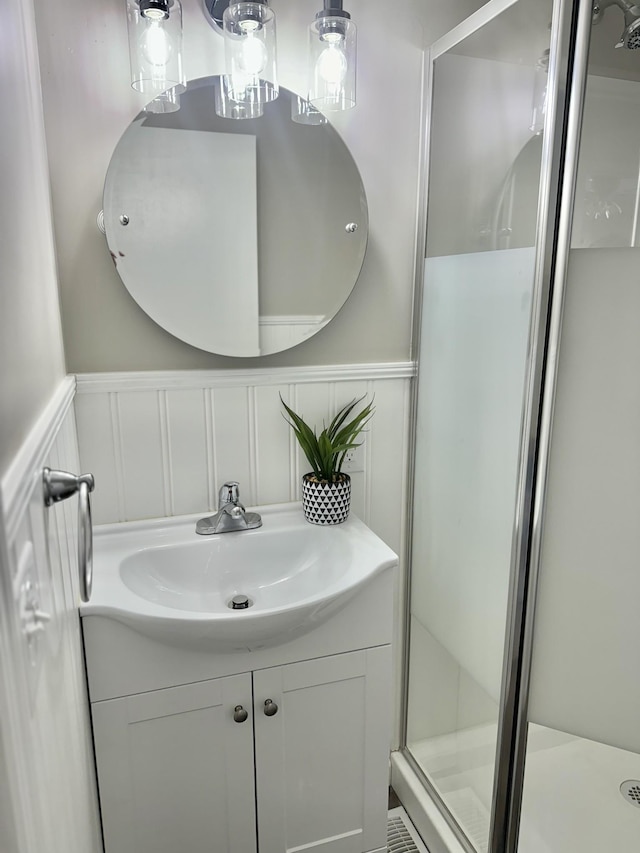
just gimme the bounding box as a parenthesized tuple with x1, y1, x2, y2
(140, 0, 169, 20)
(203, 0, 230, 33)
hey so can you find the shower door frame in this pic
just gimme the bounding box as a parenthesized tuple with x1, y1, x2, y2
(398, 0, 593, 851)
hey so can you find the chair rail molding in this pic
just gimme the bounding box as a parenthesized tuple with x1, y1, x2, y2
(75, 362, 416, 394)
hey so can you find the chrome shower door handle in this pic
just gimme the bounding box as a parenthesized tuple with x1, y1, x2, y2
(43, 468, 95, 603)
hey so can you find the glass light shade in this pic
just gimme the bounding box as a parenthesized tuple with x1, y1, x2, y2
(214, 75, 264, 119)
(308, 14, 356, 111)
(144, 87, 181, 113)
(127, 0, 185, 96)
(530, 48, 549, 135)
(223, 2, 278, 105)
(291, 95, 327, 125)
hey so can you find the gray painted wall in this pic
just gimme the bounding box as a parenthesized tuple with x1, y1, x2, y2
(34, 0, 484, 372)
(0, 0, 66, 477)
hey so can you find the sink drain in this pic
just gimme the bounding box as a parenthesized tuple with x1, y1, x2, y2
(228, 594, 253, 610)
(620, 780, 640, 808)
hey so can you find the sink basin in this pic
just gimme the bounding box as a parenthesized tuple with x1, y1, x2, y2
(81, 503, 397, 651)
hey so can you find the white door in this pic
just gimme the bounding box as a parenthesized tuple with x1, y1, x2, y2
(91, 673, 256, 853)
(253, 647, 392, 853)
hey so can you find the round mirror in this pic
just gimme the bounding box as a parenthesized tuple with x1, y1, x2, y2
(103, 77, 368, 357)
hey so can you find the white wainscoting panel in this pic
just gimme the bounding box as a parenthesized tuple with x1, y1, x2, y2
(0, 377, 102, 853)
(75, 364, 414, 538)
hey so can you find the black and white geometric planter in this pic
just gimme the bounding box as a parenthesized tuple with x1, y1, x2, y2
(301, 473, 352, 525)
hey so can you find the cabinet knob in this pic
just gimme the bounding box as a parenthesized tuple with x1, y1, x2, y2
(233, 705, 249, 723)
(263, 699, 278, 717)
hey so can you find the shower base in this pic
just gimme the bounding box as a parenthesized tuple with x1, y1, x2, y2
(395, 723, 640, 852)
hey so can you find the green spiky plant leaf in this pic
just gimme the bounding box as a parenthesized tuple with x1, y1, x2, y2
(281, 395, 374, 482)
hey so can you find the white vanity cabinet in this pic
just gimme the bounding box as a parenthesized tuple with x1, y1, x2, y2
(91, 673, 257, 853)
(82, 518, 397, 853)
(254, 646, 391, 853)
(90, 647, 391, 853)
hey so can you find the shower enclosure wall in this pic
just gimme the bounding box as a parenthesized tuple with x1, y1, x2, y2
(395, 1, 640, 851)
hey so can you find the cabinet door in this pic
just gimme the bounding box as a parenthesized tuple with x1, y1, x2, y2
(254, 646, 392, 853)
(91, 674, 256, 853)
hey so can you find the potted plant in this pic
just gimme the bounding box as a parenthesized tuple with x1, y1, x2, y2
(281, 395, 374, 525)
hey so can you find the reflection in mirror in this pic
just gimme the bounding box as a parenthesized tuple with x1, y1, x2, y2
(103, 78, 368, 356)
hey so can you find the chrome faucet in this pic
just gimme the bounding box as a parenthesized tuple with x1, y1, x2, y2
(195, 481, 262, 535)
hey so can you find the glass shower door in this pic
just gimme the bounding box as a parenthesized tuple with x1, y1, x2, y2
(405, 2, 553, 850)
(519, 6, 640, 850)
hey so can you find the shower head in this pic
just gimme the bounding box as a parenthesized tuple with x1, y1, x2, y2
(592, 0, 640, 48)
(618, 7, 640, 47)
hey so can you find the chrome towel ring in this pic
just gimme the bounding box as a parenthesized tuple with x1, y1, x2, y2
(43, 468, 95, 603)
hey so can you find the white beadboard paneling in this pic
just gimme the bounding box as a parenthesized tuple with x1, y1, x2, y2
(294, 381, 334, 488)
(292, 381, 334, 427)
(254, 385, 293, 506)
(349, 471, 367, 525)
(117, 391, 165, 520)
(11, 514, 33, 583)
(211, 386, 254, 505)
(165, 389, 210, 516)
(0, 381, 102, 853)
(1, 377, 75, 541)
(74, 368, 412, 534)
(74, 391, 121, 525)
(42, 487, 65, 661)
(329, 378, 375, 524)
(57, 407, 83, 606)
(247, 386, 259, 504)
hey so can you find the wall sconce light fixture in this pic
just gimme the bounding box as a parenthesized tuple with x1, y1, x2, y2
(222, 2, 278, 108)
(308, 0, 357, 112)
(126, 0, 185, 109)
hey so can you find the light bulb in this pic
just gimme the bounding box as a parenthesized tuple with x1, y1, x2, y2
(308, 14, 355, 111)
(141, 21, 172, 67)
(316, 41, 347, 87)
(222, 3, 278, 107)
(238, 27, 267, 76)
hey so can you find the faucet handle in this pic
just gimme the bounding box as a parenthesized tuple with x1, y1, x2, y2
(218, 481, 241, 508)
